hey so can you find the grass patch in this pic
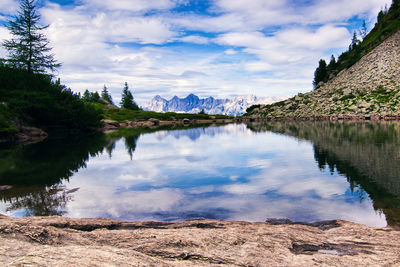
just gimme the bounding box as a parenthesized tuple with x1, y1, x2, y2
(368, 86, 396, 103)
(340, 94, 356, 101)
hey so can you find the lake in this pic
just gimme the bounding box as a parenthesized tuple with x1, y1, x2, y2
(1, 121, 400, 227)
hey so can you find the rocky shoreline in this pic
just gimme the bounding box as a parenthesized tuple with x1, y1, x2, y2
(1, 215, 399, 266)
(246, 114, 400, 122)
(102, 117, 242, 131)
(103, 113, 400, 132)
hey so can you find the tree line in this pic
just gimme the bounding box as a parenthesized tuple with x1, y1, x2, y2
(82, 82, 140, 110)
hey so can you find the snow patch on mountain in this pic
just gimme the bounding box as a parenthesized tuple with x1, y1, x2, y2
(143, 94, 286, 116)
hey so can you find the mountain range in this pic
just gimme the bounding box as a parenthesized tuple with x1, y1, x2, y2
(143, 94, 285, 116)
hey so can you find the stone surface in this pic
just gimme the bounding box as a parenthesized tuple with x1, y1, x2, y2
(1, 215, 400, 266)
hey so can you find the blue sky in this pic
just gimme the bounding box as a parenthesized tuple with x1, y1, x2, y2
(0, 0, 392, 104)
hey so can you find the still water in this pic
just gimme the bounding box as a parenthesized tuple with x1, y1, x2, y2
(1, 122, 400, 227)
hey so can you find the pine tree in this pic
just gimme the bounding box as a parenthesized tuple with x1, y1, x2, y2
(313, 59, 328, 88)
(90, 91, 100, 102)
(120, 82, 139, 110)
(101, 85, 113, 104)
(2, 0, 60, 74)
(327, 55, 337, 77)
(349, 31, 360, 51)
(359, 20, 367, 40)
(328, 55, 336, 67)
(82, 90, 91, 102)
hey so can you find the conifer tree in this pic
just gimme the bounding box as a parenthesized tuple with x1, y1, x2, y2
(101, 85, 113, 104)
(82, 90, 91, 102)
(313, 59, 328, 88)
(90, 91, 100, 102)
(2, 0, 60, 74)
(349, 31, 360, 51)
(359, 20, 368, 40)
(120, 82, 139, 110)
(326, 55, 337, 79)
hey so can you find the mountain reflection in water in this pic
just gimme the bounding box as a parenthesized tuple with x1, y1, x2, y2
(0, 123, 399, 227)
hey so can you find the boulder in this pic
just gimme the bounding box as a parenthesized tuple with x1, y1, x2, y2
(102, 119, 120, 130)
(148, 118, 160, 126)
(343, 88, 352, 95)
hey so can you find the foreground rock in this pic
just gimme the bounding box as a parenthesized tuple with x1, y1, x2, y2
(1, 215, 399, 266)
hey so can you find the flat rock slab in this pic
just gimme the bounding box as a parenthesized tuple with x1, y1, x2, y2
(1, 215, 400, 266)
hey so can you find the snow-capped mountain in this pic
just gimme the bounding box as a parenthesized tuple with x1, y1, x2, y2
(143, 94, 286, 116)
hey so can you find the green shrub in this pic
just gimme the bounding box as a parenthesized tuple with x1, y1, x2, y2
(246, 104, 261, 113)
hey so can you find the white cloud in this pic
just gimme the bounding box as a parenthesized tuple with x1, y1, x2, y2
(81, 0, 176, 12)
(0, 0, 18, 14)
(224, 49, 237, 55)
(276, 25, 350, 50)
(0, 26, 11, 57)
(306, 0, 393, 23)
(179, 35, 210, 44)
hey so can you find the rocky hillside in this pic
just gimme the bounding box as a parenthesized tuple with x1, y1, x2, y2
(246, 29, 400, 119)
(144, 94, 285, 116)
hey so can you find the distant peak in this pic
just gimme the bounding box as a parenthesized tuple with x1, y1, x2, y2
(186, 94, 199, 100)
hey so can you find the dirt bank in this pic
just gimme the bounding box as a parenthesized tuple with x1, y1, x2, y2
(1, 215, 399, 266)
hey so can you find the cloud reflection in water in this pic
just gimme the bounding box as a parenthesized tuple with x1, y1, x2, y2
(59, 124, 386, 227)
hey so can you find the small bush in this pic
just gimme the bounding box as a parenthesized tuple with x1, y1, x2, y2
(246, 104, 261, 113)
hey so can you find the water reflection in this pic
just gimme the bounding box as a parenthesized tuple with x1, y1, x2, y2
(0, 185, 74, 216)
(0, 123, 399, 226)
(248, 121, 400, 226)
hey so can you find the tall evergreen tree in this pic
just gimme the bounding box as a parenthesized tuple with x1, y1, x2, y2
(327, 55, 336, 71)
(120, 82, 139, 110)
(2, 0, 60, 73)
(349, 31, 360, 51)
(313, 59, 328, 88)
(82, 90, 91, 102)
(101, 85, 113, 104)
(90, 91, 100, 102)
(359, 20, 368, 39)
